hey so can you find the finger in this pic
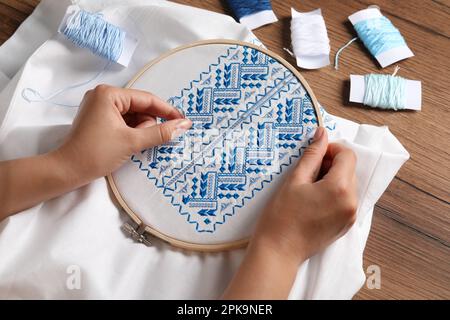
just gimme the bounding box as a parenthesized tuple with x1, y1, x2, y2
(112, 87, 184, 120)
(131, 118, 192, 151)
(318, 157, 332, 179)
(135, 118, 157, 129)
(291, 127, 328, 184)
(322, 143, 356, 183)
(124, 113, 156, 128)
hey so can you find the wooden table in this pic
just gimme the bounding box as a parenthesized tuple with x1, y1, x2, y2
(0, 0, 448, 299)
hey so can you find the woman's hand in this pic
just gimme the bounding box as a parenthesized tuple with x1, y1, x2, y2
(223, 127, 358, 299)
(253, 126, 358, 264)
(56, 85, 192, 185)
(0, 85, 192, 219)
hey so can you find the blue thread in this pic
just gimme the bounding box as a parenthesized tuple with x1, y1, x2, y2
(363, 74, 406, 110)
(334, 13, 409, 70)
(354, 16, 407, 57)
(22, 10, 126, 107)
(227, 0, 273, 20)
(21, 62, 109, 107)
(130, 44, 336, 233)
(62, 9, 125, 62)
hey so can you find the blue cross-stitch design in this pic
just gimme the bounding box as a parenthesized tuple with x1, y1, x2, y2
(131, 44, 332, 233)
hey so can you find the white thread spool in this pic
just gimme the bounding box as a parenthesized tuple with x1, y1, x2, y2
(289, 8, 330, 69)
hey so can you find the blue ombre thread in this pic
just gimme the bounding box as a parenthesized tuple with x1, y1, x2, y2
(62, 9, 125, 62)
(363, 74, 406, 110)
(354, 16, 407, 57)
(227, 0, 273, 20)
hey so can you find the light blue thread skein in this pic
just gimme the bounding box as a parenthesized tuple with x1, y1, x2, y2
(62, 9, 125, 62)
(363, 74, 406, 110)
(334, 12, 409, 70)
(354, 16, 407, 57)
(21, 9, 126, 107)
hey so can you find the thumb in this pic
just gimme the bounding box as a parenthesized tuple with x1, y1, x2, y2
(291, 127, 328, 184)
(132, 118, 192, 150)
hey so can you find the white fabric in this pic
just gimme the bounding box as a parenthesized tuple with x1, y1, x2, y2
(0, 0, 409, 299)
(0, 71, 9, 91)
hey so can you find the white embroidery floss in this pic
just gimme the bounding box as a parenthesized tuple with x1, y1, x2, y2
(349, 67, 421, 111)
(335, 6, 413, 69)
(288, 8, 330, 69)
(226, 0, 278, 30)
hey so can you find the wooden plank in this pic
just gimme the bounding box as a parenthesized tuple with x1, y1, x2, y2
(378, 178, 450, 246)
(0, 0, 38, 43)
(355, 211, 450, 299)
(254, 0, 450, 202)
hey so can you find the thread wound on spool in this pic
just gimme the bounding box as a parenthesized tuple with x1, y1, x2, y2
(363, 74, 406, 110)
(227, 0, 278, 30)
(354, 16, 407, 57)
(345, 7, 413, 68)
(58, 5, 138, 67)
(290, 8, 330, 69)
(349, 73, 422, 111)
(62, 10, 125, 62)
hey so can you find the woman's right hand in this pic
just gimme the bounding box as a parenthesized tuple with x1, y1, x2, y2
(252, 127, 358, 265)
(223, 127, 358, 299)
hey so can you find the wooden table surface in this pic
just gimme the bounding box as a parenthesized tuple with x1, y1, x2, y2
(0, 0, 449, 299)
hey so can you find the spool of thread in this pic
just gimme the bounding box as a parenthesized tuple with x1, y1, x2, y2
(288, 8, 330, 69)
(21, 5, 139, 107)
(226, 0, 278, 30)
(349, 67, 421, 111)
(58, 5, 138, 67)
(335, 6, 413, 69)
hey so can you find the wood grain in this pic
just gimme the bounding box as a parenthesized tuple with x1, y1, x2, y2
(0, 0, 448, 299)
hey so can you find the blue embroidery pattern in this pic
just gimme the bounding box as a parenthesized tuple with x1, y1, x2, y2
(131, 44, 327, 233)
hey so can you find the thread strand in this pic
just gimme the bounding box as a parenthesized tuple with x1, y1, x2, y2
(22, 62, 109, 107)
(334, 37, 358, 70)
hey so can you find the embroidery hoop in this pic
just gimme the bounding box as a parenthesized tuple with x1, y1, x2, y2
(107, 39, 323, 252)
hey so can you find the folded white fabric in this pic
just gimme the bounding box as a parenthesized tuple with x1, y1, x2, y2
(0, 71, 9, 91)
(0, 0, 409, 299)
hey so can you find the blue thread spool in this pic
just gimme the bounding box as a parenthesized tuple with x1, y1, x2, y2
(226, 0, 278, 30)
(22, 5, 139, 107)
(335, 7, 413, 69)
(58, 5, 137, 66)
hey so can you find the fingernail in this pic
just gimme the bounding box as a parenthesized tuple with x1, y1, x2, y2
(314, 127, 324, 141)
(172, 119, 192, 139)
(172, 128, 188, 139)
(176, 118, 192, 130)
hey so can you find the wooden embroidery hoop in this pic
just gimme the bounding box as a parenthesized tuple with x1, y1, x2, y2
(107, 39, 323, 252)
